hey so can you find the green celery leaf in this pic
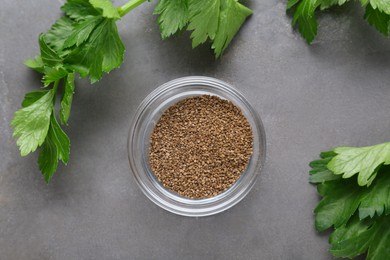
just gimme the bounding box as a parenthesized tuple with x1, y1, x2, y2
(61, 0, 100, 21)
(359, 166, 390, 219)
(327, 142, 390, 186)
(63, 16, 103, 48)
(154, 0, 189, 39)
(364, 218, 390, 260)
(329, 214, 376, 258)
(11, 89, 55, 156)
(310, 167, 340, 183)
(292, 0, 319, 43)
(319, 0, 349, 10)
(89, 0, 120, 19)
(187, 0, 252, 57)
(289, 0, 390, 41)
(39, 35, 63, 68)
(364, 4, 390, 36)
(42, 67, 68, 86)
(309, 159, 341, 183)
(44, 17, 75, 53)
(314, 178, 365, 231)
(330, 214, 390, 260)
(65, 18, 125, 83)
(212, 0, 253, 57)
(287, 0, 300, 10)
(60, 73, 75, 125)
(367, 0, 390, 14)
(24, 56, 44, 73)
(309, 152, 341, 183)
(38, 113, 70, 183)
(312, 159, 390, 229)
(320, 150, 338, 158)
(21, 91, 49, 108)
(187, 0, 220, 47)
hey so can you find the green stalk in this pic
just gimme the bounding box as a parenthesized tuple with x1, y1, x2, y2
(53, 80, 60, 92)
(52, 80, 60, 104)
(117, 0, 147, 17)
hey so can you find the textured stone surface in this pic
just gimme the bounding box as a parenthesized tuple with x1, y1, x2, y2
(1, 0, 390, 259)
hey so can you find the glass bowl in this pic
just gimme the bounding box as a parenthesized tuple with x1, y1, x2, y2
(128, 76, 266, 217)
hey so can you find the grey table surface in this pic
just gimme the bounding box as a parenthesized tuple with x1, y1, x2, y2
(1, 0, 390, 259)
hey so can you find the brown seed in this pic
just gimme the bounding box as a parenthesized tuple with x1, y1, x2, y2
(149, 95, 253, 199)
